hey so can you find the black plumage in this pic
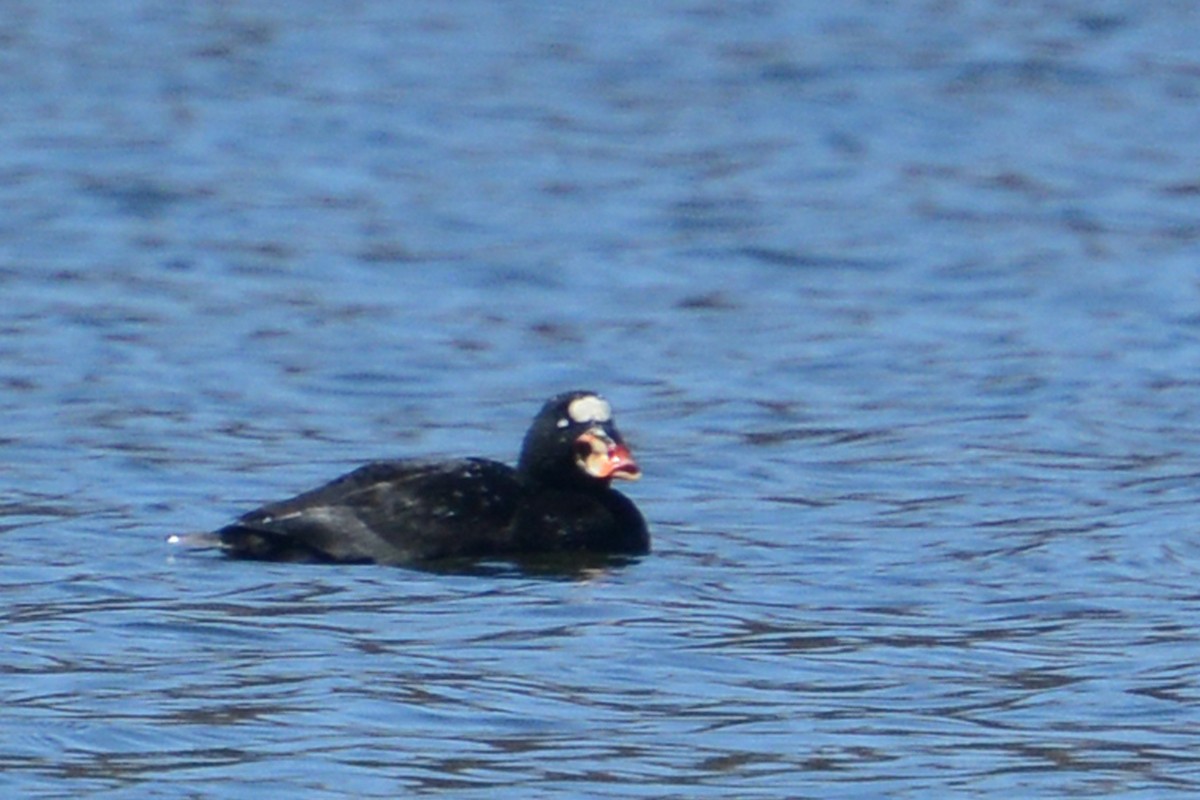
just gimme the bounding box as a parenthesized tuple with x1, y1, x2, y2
(214, 391, 647, 564)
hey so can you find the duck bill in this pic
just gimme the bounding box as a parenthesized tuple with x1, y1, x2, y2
(577, 432, 642, 481)
(603, 442, 642, 481)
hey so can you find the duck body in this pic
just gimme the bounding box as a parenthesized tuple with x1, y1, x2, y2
(213, 392, 647, 564)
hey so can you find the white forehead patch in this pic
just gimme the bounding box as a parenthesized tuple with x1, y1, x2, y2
(567, 395, 612, 425)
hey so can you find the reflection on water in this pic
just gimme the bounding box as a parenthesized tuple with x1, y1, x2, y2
(5, 1, 1200, 798)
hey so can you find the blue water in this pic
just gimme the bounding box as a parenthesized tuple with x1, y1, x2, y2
(4, 1, 1200, 797)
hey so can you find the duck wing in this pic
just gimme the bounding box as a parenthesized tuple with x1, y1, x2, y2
(217, 458, 522, 563)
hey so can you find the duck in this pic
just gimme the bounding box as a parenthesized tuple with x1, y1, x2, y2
(209, 391, 647, 564)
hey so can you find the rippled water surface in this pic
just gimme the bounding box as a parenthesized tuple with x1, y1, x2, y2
(5, 2, 1200, 797)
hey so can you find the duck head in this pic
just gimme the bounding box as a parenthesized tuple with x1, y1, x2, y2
(518, 391, 641, 489)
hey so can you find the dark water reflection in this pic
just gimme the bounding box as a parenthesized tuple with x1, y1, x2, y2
(6, 1, 1200, 797)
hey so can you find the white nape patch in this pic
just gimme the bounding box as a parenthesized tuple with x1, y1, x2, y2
(556, 417, 570, 429)
(568, 395, 612, 424)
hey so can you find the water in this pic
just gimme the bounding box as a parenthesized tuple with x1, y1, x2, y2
(4, 1, 1200, 797)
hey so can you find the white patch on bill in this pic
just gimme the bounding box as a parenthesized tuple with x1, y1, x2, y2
(568, 394, 612, 424)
